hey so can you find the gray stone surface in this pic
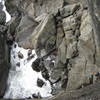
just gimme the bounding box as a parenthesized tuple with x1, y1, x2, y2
(0, 9, 9, 97)
(2, 0, 100, 99)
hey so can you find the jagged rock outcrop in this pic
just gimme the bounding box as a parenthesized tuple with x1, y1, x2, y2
(0, 2, 9, 97)
(2, 0, 100, 99)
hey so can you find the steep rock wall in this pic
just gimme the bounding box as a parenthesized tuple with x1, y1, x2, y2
(1, 0, 100, 99)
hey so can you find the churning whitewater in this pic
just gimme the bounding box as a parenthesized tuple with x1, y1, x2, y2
(0, 0, 52, 98)
(4, 42, 52, 99)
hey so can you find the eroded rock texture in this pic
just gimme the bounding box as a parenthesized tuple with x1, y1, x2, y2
(1, 0, 100, 99)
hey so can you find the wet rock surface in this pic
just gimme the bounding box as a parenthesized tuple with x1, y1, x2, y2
(37, 78, 45, 88)
(0, 1, 9, 97)
(0, 0, 100, 99)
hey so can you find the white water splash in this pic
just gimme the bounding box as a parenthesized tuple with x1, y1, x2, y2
(0, 0, 11, 22)
(4, 42, 52, 99)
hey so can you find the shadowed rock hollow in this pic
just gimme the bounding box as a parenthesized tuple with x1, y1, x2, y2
(0, 0, 100, 99)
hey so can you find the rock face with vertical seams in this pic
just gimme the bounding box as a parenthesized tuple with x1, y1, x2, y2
(0, 1, 9, 97)
(1, 0, 100, 99)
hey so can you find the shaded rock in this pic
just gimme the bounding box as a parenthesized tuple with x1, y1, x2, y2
(27, 49, 32, 56)
(64, 0, 88, 9)
(32, 93, 41, 99)
(27, 54, 35, 61)
(0, 25, 7, 33)
(42, 70, 50, 80)
(0, 7, 9, 97)
(16, 62, 20, 67)
(32, 94, 39, 99)
(64, 0, 80, 4)
(37, 78, 45, 87)
(0, 2, 6, 24)
(6, 32, 14, 45)
(5, 0, 32, 16)
(26, 97, 32, 99)
(14, 44, 17, 48)
(18, 51, 24, 59)
(60, 3, 81, 18)
(31, 58, 41, 72)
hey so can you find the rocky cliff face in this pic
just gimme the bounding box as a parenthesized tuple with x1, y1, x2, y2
(0, 0, 100, 99)
(0, 1, 10, 97)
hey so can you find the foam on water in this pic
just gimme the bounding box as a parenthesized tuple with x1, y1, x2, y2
(1, 0, 52, 98)
(4, 42, 52, 99)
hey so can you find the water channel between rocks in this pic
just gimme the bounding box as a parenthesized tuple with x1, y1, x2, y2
(4, 42, 52, 99)
(0, 0, 52, 99)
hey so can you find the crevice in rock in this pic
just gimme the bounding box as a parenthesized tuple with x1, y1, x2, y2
(56, 10, 66, 38)
(92, 29, 96, 64)
(1, 0, 100, 99)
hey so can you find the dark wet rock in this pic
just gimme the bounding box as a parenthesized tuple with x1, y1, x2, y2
(0, 4, 9, 97)
(32, 94, 38, 98)
(18, 51, 24, 59)
(27, 49, 32, 56)
(14, 44, 17, 48)
(37, 78, 45, 88)
(32, 58, 50, 80)
(13, 55, 15, 58)
(0, 11, 6, 25)
(0, 25, 7, 33)
(42, 70, 50, 80)
(32, 93, 41, 99)
(0, 3, 6, 25)
(6, 33, 14, 45)
(16, 62, 20, 67)
(27, 54, 35, 61)
(0, 2, 3, 10)
(31, 58, 41, 72)
(26, 97, 32, 99)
